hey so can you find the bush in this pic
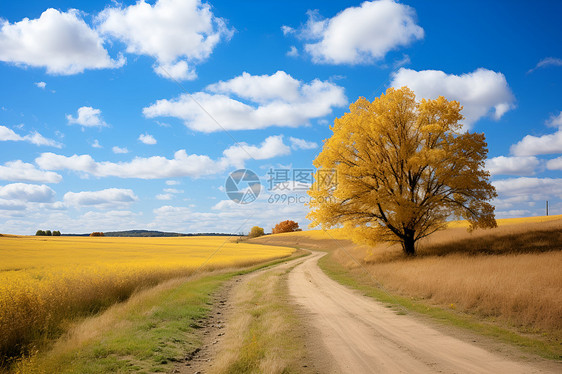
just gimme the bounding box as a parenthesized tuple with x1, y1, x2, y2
(272, 220, 301, 234)
(52, 231, 61, 236)
(35, 230, 46, 236)
(248, 226, 265, 238)
(90, 232, 105, 237)
(45, 230, 52, 236)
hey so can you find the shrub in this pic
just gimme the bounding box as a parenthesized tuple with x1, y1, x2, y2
(272, 220, 301, 234)
(248, 226, 265, 238)
(35, 230, 46, 236)
(90, 232, 105, 237)
(45, 230, 52, 236)
(52, 231, 61, 236)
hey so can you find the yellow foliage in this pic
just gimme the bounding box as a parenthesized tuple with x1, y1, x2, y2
(308, 87, 497, 255)
(0, 235, 293, 361)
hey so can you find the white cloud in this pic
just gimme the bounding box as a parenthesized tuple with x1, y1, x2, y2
(92, 139, 102, 148)
(289, 137, 318, 150)
(511, 129, 562, 156)
(390, 68, 515, 128)
(287, 46, 298, 57)
(493, 177, 562, 200)
(66, 106, 108, 128)
(0, 160, 62, 183)
(0, 125, 62, 147)
(546, 156, 562, 170)
(143, 71, 346, 132)
(546, 112, 562, 128)
(156, 193, 173, 200)
(163, 188, 183, 193)
(222, 135, 291, 168)
(491, 177, 562, 218)
(112, 146, 129, 154)
(486, 156, 540, 176)
(138, 133, 157, 145)
(0, 183, 55, 202)
(63, 188, 137, 208)
(0, 199, 26, 211)
(528, 57, 562, 73)
(36, 150, 221, 179)
(166, 180, 180, 185)
(35, 81, 46, 89)
(0, 8, 124, 75)
(36, 135, 293, 179)
(289, 1, 423, 65)
(98, 0, 233, 81)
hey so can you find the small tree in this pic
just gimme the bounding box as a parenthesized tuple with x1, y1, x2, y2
(272, 220, 300, 234)
(35, 230, 46, 236)
(45, 230, 52, 236)
(308, 87, 497, 256)
(52, 230, 61, 236)
(248, 226, 265, 238)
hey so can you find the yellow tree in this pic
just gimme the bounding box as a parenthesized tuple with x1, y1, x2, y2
(308, 87, 497, 256)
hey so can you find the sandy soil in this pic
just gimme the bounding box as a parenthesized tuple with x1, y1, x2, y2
(287, 252, 560, 374)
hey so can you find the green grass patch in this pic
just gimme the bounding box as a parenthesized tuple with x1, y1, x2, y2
(317, 252, 561, 360)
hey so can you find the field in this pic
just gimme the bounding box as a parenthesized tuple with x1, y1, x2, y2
(0, 235, 293, 364)
(253, 216, 562, 353)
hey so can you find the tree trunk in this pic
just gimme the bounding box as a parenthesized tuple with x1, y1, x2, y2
(401, 230, 416, 256)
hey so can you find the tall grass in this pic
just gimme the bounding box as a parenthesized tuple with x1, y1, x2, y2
(331, 219, 562, 333)
(0, 236, 293, 366)
(255, 218, 562, 336)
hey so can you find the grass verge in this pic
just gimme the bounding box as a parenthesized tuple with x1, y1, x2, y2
(9, 253, 306, 374)
(208, 259, 315, 373)
(317, 252, 561, 361)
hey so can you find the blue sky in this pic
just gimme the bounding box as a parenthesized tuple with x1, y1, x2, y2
(0, 0, 561, 234)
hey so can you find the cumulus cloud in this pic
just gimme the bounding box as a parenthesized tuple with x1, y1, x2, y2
(546, 156, 562, 170)
(223, 135, 291, 168)
(0, 8, 124, 74)
(285, 1, 423, 65)
(63, 188, 137, 208)
(287, 46, 298, 57)
(528, 57, 562, 73)
(92, 139, 102, 148)
(36, 135, 293, 179)
(66, 106, 108, 128)
(390, 68, 515, 128)
(546, 112, 562, 128)
(138, 133, 157, 145)
(143, 71, 346, 132)
(112, 146, 129, 154)
(35, 81, 46, 89)
(98, 0, 233, 80)
(485, 156, 539, 176)
(0, 125, 62, 147)
(0, 160, 62, 183)
(0, 183, 55, 202)
(289, 137, 318, 150)
(511, 129, 562, 156)
(493, 177, 562, 200)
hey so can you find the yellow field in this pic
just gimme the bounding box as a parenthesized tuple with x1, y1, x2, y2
(274, 214, 562, 240)
(0, 235, 293, 361)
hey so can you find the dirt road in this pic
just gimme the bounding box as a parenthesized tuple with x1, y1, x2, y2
(288, 252, 557, 374)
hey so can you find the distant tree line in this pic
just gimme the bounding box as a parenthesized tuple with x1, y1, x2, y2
(35, 230, 61, 236)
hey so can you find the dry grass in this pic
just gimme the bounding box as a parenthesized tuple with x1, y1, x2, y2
(210, 264, 309, 374)
(0, 236, 293, 365)
(258, 218, 562, 337)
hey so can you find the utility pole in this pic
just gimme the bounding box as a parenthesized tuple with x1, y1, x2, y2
(546, 200, 549, 216)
